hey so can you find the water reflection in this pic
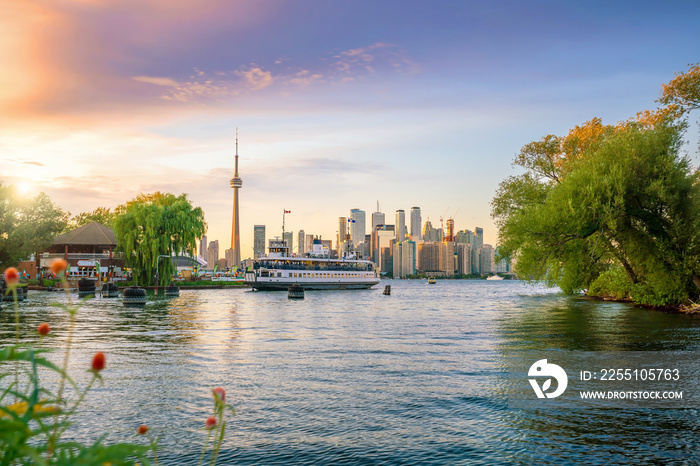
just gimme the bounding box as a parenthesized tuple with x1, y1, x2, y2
(2, 283, 700, 464)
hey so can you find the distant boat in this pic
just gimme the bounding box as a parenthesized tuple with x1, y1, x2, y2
(428, 277, 437, 284)
(486, 275, 504, 280)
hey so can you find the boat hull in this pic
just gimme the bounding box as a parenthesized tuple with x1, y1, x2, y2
(246, 279, 379, 291)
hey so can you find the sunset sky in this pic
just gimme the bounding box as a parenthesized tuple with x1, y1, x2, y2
(2, 0, 700, 257)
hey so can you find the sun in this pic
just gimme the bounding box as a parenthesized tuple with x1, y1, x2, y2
(15, 181, 34, 196)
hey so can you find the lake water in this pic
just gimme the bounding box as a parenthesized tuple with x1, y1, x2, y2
(2, 280, 700, 465)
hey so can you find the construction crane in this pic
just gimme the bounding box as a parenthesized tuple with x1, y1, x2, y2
(439, 207, 449, 233)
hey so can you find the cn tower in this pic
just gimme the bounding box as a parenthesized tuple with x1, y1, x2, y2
(230, 131, 243, 266)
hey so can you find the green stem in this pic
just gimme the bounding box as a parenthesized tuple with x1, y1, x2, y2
(12, 287, 19, 402)
(48, 275, 76, 457)
(197, 430, 212, 466)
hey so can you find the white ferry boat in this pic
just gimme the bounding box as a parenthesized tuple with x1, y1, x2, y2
(244, 238, 380, 291)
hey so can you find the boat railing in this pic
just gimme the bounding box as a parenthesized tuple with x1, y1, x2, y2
(256, 262, 372, 272)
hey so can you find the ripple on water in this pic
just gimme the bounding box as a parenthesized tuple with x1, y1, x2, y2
(2, 281, 700, 465)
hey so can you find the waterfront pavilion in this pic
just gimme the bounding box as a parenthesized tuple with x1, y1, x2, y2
(38, 222, 125, 281)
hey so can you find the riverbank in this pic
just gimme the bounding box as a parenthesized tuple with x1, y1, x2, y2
(26, 281, 249, 291)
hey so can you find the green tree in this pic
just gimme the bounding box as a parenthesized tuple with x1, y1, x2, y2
(492, 97, 700, 306)
(69, 206, 118, 230)
(0, 182, 68, 270)
(113, 192, 206, 286)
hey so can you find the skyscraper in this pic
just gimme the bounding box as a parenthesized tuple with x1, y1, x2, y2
(283, 231, 293, 253)
(230, 132, 243, 266)
(199, 235, 207, 258)
(472, 227, 484, 274)
(393, 240, 416, 278)
(207, 240, 219, 271)
(372, 224, 395, 269)
(372, 202, 385, 231)
(253, 225, 265, 259)
(338, 216, 349, 254)
(410, 207, 422, 241)
(350, 209, 366, 246)
(297, 230, 305, 255)
(395, 209, 406, 242)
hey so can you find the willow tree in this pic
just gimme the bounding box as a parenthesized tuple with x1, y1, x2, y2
(113, 192, 206, 286)
(492, 66, 700, 307)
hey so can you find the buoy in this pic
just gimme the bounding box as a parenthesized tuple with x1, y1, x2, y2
(78, 278, 96, 298)
(122, 287, 147, 305)
(288, 283, 304, 300)
(164, 282, 180, 297)
(383, 285, 391, 295)
(101, 282, 120, 298)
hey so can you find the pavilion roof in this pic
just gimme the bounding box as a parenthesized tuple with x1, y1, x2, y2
(52, 222, 117, 246)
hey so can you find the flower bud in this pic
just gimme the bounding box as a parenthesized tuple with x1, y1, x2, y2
(91, 352, 106, 372)
(213, 387, 226, 402)
(50, 259, 68, 275)
(205, 416, 217, 430)
(138, 425, 148, 435)
(3, 267, 19, 287)
(37, 323, 51, 336)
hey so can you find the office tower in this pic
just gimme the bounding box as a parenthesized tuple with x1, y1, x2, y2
(455, 229, 473, 244)
(372, 224, 395, 268)
(393, 240, 416, 278)
(207, 240, 219, 270)
(230, 132, 243, 266)
(455, 243, 472, 276)
(480, 244, 494, 274)
(417, 242, 440, 273)
(305, 234, 314, 254)
(495, 247, 511, 273)
(439, 241, 455, 276)
(395, 209, 406, 242)
(283, 231, 293, 253)
(225, 248, 235, 268)
(297, 230, 305, 255)
(472, 227, 484, 274)
(410, 207, 422, 241)
(422, 220, 442, 243)
(350, 209, 366, 246)
(338, 216, 349, 254)
(200, 236, 208, 258)
(380, 247, 393, 276)
(253, 225, 266, 259)
(372, 202, 385, 231)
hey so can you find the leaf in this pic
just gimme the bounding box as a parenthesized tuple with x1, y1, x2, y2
(542, 379, 552, 392)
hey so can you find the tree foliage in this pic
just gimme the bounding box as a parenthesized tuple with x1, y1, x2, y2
(492, 67, 700, 306)
(659, 63, 700, 113)
(0, 182, 68, 270)
(113, 192, 206, 286)
(69, 207, 118, 230)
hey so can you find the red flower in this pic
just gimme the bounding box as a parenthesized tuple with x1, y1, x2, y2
(37, 323, 51, 336)
(213, 387, 226, 402)
(205, 416, 217, 430)
(50, 259, 68, 275)
(3, 267, 19, 286)
(138, 425, 148, 435)
(91, 352, 106, 372)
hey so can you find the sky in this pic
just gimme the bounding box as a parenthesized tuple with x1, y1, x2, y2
(2, 0, 700, 258)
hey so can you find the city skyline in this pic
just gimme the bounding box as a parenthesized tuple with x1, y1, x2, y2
(2, 1, 699, 258)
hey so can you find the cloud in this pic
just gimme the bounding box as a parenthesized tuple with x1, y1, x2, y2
(334, 42, 420, 76)
(132, 76, 180, 86)
(236, 67, 274, 90)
